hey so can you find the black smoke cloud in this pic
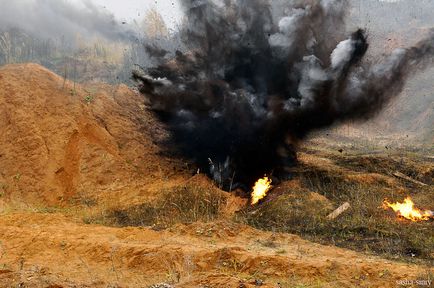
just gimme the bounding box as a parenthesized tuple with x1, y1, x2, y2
(0, 0, 136, 42)
(134, 0, 434, 190)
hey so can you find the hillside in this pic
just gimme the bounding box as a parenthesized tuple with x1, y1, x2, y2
(0, 64, 432, 287)
(0, 63, 188, 208)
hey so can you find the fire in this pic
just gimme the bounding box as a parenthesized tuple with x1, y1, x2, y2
(251, 176, 272, 205)
(383, 197, 433, 222)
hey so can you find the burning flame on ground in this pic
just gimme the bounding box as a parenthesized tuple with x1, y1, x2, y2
(383, 197, 433, 222)
(251, 176, 272, 205)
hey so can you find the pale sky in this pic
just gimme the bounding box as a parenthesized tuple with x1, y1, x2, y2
(1, 0, 426, 43)
(85, 0, 183, 30)
(82, 0, 404, 31)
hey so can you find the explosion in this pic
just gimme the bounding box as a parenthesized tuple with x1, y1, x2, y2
(251, 176, 272, 205)
(383, 197, 433, 222)
(133, 0, 434, 191)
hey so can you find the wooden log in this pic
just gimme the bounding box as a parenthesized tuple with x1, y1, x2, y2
(393, 171, 427, 187)
(327, 202, 351, 220)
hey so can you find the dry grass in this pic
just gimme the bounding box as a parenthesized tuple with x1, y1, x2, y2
(86, 183, 227, 229)
(240, 150, 434, 265)
(83, 148, 433, 265)
(332, 154, 434, 185)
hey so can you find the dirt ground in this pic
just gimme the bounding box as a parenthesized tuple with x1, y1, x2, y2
(0, 213, 431, 288)
(0, 64, 432, 287)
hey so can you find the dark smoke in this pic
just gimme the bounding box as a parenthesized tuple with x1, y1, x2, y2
(133, 0, 434, 190)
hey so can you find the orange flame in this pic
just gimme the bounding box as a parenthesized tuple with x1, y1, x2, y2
(383, 197, 433, 222)
(251, 176, 272, 205)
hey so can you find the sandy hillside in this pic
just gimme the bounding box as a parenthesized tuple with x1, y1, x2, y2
(0, 64, 432, 288)
(0, 63, 188, 208)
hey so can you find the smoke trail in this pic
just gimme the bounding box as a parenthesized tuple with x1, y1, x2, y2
(0, 0, 137, 42)
(133, 0, 434, 190)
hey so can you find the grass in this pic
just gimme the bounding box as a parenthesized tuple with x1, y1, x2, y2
(85, 183, 227, 229)
(239, 150, 434, 265)
(81, 147, 433, 265)
(269, 274, 333, 288)
(332, 154, 433, 185)
(83, 88, 96, 104)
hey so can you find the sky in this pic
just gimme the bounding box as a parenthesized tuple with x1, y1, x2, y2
(0, 0, 184, 42)
(0, 0, 431, 44)
(86, 0, 183, 30)
(83, 0, 406, 32)
(81, 0, 401, 22)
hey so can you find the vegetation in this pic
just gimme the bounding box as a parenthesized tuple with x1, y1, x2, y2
(82, 148, 433, 266)
(86, 183, 227, 229)
(0, 27, 147, 84)
(240, 149, 434, 265)
(0, 7, 176, 86)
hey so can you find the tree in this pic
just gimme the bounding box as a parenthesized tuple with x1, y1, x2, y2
(142, 8, 168, 38)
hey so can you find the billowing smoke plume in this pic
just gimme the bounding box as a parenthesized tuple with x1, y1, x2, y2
(0, 0, 136, 42)
(134, 0, 434, 190)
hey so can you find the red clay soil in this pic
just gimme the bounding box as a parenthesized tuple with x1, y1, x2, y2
(0, 213, 432, 288)
(0, 63, 187, 208)
(0, 64, 432, 287)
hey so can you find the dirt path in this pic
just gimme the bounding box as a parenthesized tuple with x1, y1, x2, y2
(0, 213, 431, 288)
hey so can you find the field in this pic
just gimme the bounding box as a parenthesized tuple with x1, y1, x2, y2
(0, 64, 432, 287)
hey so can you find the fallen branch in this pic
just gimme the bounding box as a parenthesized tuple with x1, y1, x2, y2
(327, 202, 351, 220)
(393, 171, 427, 187)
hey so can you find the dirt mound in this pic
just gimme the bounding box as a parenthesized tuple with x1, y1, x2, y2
(0, 64, 432, 288)
(0, 63, 186, 207)
(0, 213, 431, 288)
